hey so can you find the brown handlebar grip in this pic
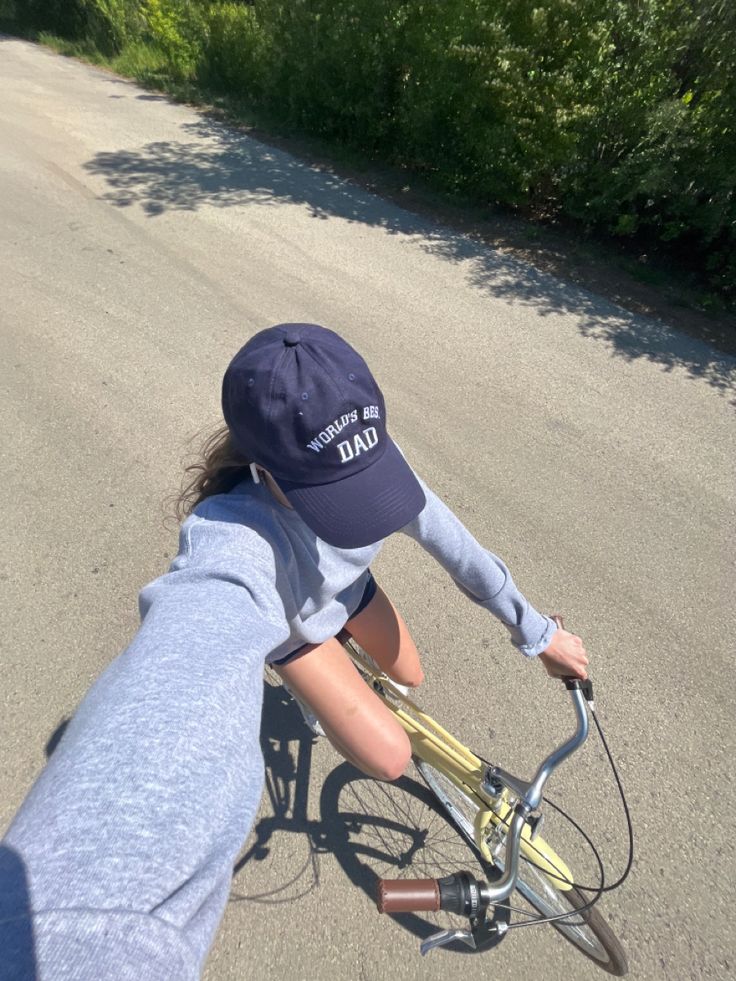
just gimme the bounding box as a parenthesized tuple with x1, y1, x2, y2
(376, 878, 441, 914)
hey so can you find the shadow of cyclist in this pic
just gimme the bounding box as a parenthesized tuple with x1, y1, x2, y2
(234, 677, 507, 950)
(229, 679, 326, 904)
(0, 845, 37, 978)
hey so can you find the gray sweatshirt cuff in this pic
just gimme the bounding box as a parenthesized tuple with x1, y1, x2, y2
(516, 615, 558, 658)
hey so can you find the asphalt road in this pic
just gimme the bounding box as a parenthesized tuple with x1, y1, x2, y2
(1, 36, 734, 981)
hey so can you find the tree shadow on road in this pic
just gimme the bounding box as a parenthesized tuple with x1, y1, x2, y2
(83, 114, 736, 401)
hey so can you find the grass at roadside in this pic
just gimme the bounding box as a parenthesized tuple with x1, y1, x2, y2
(36, 32, 172, 88)
(4, 26, 735, 353)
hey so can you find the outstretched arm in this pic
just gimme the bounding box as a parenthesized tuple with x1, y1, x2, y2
(1, 529, 288, 980)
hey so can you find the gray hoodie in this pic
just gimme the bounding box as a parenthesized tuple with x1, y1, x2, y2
(1, 469, 554, 979)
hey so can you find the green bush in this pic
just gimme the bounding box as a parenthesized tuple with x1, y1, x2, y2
(6, 0, 736, 300)
(560, 0, 736, 299)
(13, 0, 89, 36)
(255, 0, 408, 149)
(10, 0, 144, 52)
(83, 0, 146, 54)
(144, 0, 205, 79)
(394, 0, 606, 202)
(199, 2, 264, 95)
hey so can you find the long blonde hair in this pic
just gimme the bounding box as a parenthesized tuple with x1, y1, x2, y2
(173, 424, 252, 521)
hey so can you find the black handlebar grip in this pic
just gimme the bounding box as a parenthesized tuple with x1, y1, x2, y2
(376, 878, 440, 914)
(565, 676, 594, 700)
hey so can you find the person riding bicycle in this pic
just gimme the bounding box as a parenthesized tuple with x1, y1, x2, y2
(1, 323, 588, 979)
(193, 322, 588, 772)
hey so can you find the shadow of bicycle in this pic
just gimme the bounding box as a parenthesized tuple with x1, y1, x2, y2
(231, 677, 507, 952)
(229, 680, 324, 905)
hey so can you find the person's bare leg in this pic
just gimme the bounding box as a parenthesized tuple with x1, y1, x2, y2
(273, 639, 411, 781)
(345, 585, 424, 688)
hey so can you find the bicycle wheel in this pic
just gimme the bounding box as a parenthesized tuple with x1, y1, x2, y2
(415, 760, 628, 976)
(320, 764, 509, 952)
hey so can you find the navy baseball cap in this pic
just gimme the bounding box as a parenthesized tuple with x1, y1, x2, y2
(222, 323, 425, 548)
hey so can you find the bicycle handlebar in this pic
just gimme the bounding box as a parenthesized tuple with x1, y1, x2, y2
(377, 668, 592, 916)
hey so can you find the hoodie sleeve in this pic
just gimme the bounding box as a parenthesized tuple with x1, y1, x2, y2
(399, 473, 556, 657)
(1, 515, 289, 980)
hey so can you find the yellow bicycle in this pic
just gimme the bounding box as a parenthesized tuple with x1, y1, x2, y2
(342, 635, 629, 975)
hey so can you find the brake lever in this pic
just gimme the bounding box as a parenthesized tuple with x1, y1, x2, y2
(420, 928, 477, 955)
(420, 904, 511, 955)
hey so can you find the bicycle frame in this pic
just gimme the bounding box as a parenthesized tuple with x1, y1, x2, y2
(346, 644, 575, 892)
